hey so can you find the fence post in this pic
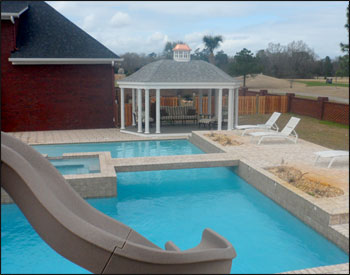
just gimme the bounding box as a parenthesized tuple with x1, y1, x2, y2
(286, 93, 295, 113)
(239, 87, 248, 96)
(317, 97, 329, 120)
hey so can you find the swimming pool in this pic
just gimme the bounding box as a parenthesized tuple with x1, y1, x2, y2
(32, 139, 204, 158)
(1, 167, 348, 274)
(48, 157, 100, 175)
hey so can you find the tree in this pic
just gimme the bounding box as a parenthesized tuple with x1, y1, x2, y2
(120, 52, 158, 75)
(340, 4, 349, 53)
(323, 56, 333, 78)
(163, 41, 184, 59)
(214, 50, 229, 71)
(255, 41, 318, 78)
(313, 60, 324, 78)
(336, 55, 349, 77)
(148, 52, 157, 58)
(229, 48, 261, 87)
(337, 4, 349, 78)
(202, 35, 223, 64)
(191, 47, 210, 62)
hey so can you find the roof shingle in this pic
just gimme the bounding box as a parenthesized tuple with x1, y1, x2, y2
(1, 1, 28, 14)
(119, 59, 238, 83)
(5, 1, 119, 59)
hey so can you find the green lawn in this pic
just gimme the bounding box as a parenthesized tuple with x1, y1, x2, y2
(238, 113, 349, 150)
(295, 80, 349, 88)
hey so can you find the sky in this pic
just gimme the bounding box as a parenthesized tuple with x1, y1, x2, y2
(47, 1, 349, 59)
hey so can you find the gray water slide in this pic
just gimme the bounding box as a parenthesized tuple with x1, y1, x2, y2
(1, 132, 236, 274)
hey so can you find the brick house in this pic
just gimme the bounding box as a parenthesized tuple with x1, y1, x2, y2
(1, 1, 122, 132)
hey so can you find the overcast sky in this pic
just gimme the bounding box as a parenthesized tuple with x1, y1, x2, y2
(47, 1, 348, 59)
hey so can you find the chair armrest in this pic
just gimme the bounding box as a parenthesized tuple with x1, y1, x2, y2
(199, 114, 211, 119)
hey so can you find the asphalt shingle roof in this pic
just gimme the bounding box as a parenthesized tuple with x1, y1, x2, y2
(1, 1, 28, 14)
(119, 59, 237, 83)
(4, 1, 119, 59)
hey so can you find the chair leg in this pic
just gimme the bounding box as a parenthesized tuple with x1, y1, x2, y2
(314, 155, 320, 165)
(258, 136, 264, 145)
(328, 157, 336, 168)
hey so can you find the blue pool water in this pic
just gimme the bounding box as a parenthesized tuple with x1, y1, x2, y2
(1, 167, 348, 274)
(32, 139, 203, 158)
(48, 157, 100, 175)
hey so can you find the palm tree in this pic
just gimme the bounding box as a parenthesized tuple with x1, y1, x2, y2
(202, 35, 223, 64)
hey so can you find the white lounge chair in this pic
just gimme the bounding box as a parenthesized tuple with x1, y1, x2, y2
(249, 117, 300, 145)
(236, 112, 281, 136)
(314, 150, 349, 168)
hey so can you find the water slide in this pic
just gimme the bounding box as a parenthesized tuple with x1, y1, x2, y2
(1, 132, 236, 274)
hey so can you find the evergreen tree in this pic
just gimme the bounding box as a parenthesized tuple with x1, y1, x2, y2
(229, 48, 261, 87)
(340, 4, 349, 53)
(163, 41, 184, 59)
(323, 56, 333, 77)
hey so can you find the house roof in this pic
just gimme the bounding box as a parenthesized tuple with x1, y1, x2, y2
(118, 59, 238, 84)
(5, 1, 120, 60)
(1, 1, 28, 15)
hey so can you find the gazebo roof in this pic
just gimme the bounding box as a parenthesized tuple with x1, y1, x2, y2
(173, 44, 191, 51)
(118, 59, 238, 84)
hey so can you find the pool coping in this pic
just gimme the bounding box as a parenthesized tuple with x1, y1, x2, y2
(1, 152, 118, 203)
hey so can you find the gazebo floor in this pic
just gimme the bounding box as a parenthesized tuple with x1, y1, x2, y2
(124, 122, 218, 135)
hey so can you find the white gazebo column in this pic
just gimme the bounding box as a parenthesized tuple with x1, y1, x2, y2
(120, 87, 125, 130)
(199, 90, 203, 115)
(137, 88, 142, 133)
(144, 88, 150, 134)
(215, 89, 218, 117)
(227, 88, 234, 130)
(156, 88, 161, 134)
(132, 88, 136, 126)
(234, 88, 239, 128)
(217, 88, 223, 130)
(208, 89, 212, 117)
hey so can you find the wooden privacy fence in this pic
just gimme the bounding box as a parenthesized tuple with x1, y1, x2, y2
(120, 98, 179, 127)
(194, 95, 288, 115)
(160, 97, 178, 106)
(115, 91, 348, 127)
(150, 96, 178, 106)
(258, 95, 288, 114)
(124, 104, 133, 126)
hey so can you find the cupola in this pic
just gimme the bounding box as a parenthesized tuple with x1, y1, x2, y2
(172, 44, 191, 62)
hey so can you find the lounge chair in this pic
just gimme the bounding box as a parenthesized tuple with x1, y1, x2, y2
(314, 150, 349, 168)
(235, 112, 281, 136)
(198, 114, 217, 129)
(133, 112, 154, 127)
(249, 117, 300, 145)
(1, 132, 236, 274)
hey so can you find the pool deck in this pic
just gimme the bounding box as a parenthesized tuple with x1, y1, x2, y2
(3, 128, 349, 273)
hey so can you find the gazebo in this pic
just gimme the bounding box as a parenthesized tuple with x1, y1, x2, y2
(118, 44, 241, 135)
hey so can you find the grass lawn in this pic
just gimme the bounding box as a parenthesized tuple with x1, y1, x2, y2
(295, 80, 349, 88)
(238, 113, 349, 150)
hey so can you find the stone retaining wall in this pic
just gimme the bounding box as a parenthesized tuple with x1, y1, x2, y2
(235, 159, 349, 253)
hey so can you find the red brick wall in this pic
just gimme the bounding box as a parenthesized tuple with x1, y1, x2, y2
(1, 20, 115, 132)
(289, 97, 323, 119)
